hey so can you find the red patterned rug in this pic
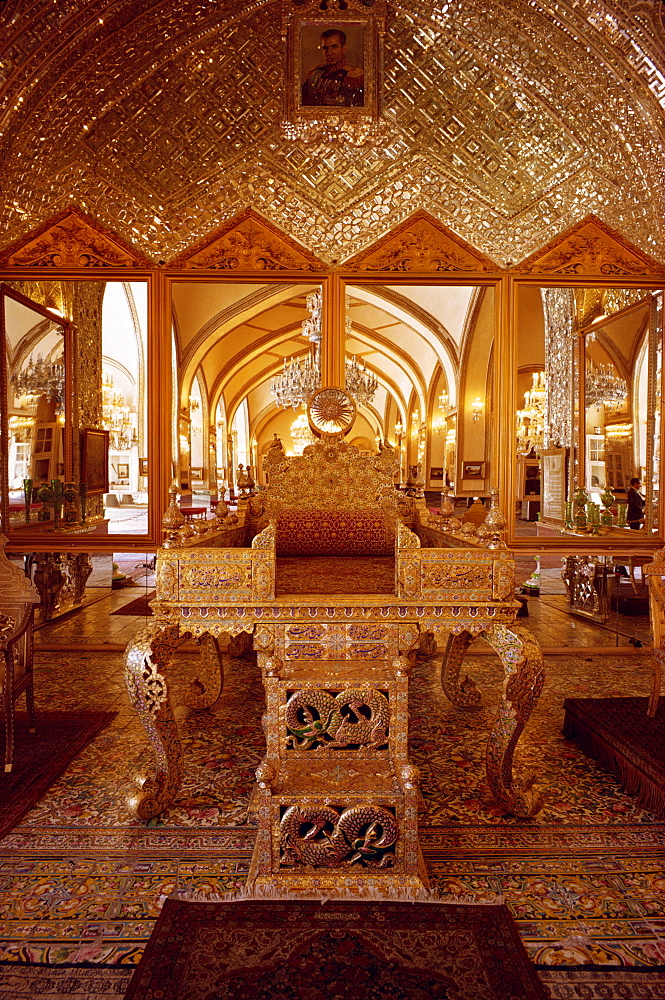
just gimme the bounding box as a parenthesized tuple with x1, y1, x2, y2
(0, 712, 116, 839)
(276, 556, 395, 595)
(563, 697, 665, 817)
(124, 897, 547, 1000)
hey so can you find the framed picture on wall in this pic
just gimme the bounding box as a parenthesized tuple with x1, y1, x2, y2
(81, 429, 109, 495)
(430, 467, 444, 480)
(190, 467, 203, 479)
(116, 463, 129, 479)
(139, 457, 148, 475)
(463, 461, 485, 479)
(285, 5, 384, 122)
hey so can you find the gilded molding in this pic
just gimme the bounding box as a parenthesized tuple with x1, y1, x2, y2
(0, 208, 154, 268)
(166, 208, 327, 271)
(512, 215, 665, 277)
(342, 211, 500, 272)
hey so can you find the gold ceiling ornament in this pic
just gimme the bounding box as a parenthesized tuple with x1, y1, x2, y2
(512, 216, 665, 277)
(343, 210, 498, 271)
(0, 208, 153, 269)
(0, 2, 663, 264)
(167, 208, 325, 271)
(307, 387, 356, 437)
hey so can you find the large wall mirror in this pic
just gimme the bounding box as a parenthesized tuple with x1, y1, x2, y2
(170, 278, 327, 497)
(169, 277, 497, 501)
(344, 281, 495, 495)
(1, 279, 150, 543)
(513, 283, 664, 547)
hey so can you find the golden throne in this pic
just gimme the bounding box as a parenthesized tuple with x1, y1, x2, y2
(125, 389, 544, 893)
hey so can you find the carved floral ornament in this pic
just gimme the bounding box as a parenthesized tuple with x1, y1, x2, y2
(1, 206, 664, 278)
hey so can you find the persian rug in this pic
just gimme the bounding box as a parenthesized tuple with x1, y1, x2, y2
(124, 897, 548, 1000)
(276, 555, 395, 594)
(0, 965, 131, 998)
(563, 697, 665, 817)
(110, 592, 156, 616)
(0, 712, 116, 839)
(539, 967, 665, 999)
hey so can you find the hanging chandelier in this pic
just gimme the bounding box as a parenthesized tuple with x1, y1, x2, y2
(290, 412, 316, 454)
(516, 372, 546, 456)
(11, 353, 64, 411)
(585, 362, 627, 409)
(101, 371, 138, 451)
(271, 290, 378, 410)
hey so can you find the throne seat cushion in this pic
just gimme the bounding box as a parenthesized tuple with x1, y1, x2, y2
(276, 511, 395, 556)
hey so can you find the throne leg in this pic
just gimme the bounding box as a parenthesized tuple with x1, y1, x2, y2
(183, 633, 224, 710)
(481, 623, 545, 818)
(440, 631, 483, 710)
(124, 623, 186, 821)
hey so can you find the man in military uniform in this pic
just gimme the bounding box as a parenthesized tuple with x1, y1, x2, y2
(301, 29, 364, 108)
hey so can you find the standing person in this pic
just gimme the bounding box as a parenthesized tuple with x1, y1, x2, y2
(301, 29, 364, 107)
(626, 476, 645, 529)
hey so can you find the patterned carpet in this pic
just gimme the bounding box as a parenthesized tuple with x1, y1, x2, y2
(0, 643, 664, 991)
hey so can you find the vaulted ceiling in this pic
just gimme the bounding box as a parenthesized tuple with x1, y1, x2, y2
(0, 0, 663, 266)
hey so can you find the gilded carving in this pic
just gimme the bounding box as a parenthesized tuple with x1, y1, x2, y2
(0, 209, 152, 268)
(167, 209, 325, 271)
(280, 804, 398, 869)
(344, 211, 498, 271)
(512, 216, 665, 277)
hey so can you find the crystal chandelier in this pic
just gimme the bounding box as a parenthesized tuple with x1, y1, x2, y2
(516, 372, 546, 456)
(344, 353, 378, 405)
(11, 353, 64, 411)
(101, 370, 138, 450)
(585, 362, 627, 408)
(271, 290, 378, 409)
(290, 412, 316, 455)
(271, 290, 322, 410)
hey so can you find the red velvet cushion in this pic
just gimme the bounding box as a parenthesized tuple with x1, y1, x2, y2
(276, 511, 395, 556)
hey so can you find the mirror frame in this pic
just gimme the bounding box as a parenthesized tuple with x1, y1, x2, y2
(1, 208, 664, 561)
(0, 283, 74, 539)
(506, 274, 665, 553)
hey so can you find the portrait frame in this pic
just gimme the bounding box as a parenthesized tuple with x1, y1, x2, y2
(462, 461, 485, 479)
(139, 457, 148, 476)
(283, 0, 385, 123)
(116, 462, 129, 480)
(81, 429, 109, 495)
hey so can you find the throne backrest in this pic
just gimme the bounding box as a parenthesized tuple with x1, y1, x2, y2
(250, 438, 411, 557)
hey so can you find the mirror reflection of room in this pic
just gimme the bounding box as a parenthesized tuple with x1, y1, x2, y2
(515, 286, 662, 540)
(1, 280, 149, 539)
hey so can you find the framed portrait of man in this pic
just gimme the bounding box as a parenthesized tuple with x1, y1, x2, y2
(300, 23, 367, 109)
(283, 1, 384, 122)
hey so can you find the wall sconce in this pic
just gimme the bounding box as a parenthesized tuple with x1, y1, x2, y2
(189, 396, 200, 413)
(438, 389, 449, 410)
(432, 416, 446, 435)
(471, 398, 484, 422)
(411, 410, 420, 440)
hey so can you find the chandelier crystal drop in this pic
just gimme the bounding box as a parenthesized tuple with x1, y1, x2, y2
(11, 353, 64, 411)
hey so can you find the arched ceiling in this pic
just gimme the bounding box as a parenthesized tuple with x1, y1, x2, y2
(7, 0, 660, 266)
